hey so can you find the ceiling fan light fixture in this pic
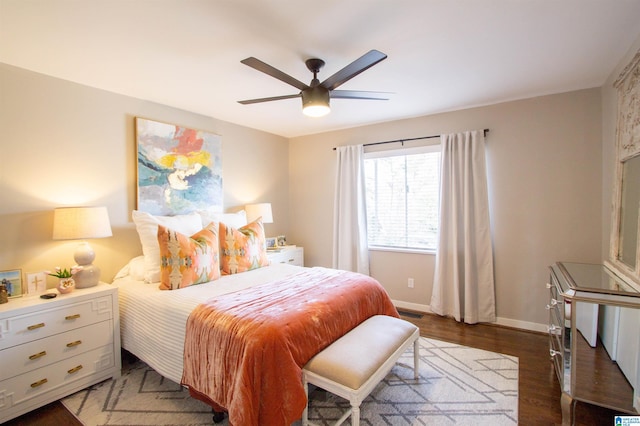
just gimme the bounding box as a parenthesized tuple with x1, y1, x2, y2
(302, 87, 330, 117)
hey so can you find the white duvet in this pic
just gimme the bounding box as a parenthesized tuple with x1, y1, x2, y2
(113, 262, 305, 383)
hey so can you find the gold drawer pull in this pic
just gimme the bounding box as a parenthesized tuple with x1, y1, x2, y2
(65, 314, 81, 320)
(27, 322, 45, 331)
(66, 340, 82, 348)
(30, 378, 48, 388)
(29, 351, 47, 360)
(67, 365, 83, 374)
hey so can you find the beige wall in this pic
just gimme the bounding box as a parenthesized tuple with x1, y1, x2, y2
(0, 64, 289, 287)
(289, 89, 603, 330)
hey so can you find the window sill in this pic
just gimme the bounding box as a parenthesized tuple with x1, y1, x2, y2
(368, 246, 436, 255)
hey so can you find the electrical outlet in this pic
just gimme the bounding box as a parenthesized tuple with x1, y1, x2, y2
(408, 278, 414, 288)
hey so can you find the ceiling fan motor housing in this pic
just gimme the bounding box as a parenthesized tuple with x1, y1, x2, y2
(302, 86, 330, 107)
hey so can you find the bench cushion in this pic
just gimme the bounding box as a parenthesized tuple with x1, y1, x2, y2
(304, 315, 418, 390)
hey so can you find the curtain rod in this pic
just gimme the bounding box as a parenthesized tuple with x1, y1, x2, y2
(332, 128, 490, 150)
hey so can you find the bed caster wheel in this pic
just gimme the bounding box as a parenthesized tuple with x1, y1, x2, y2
(212, 409, 226, 423)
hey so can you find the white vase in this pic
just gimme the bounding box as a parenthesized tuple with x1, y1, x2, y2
(57, 277, 75, 294)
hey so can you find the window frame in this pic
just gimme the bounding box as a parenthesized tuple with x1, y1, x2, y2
(363, 143, 441, 255)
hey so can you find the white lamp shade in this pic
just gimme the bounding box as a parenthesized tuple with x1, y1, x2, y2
(245, 203, 273, 224)
(53, 206, 113, 240)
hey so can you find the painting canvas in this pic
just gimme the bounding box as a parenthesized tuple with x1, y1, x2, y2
(136, 118, 223, 215)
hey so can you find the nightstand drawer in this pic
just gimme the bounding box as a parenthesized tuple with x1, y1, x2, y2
(267, 247, 304, 267)
(0, 295, 113, 350)
(0, 344, 115, 412)
(0, 320, 113, 381)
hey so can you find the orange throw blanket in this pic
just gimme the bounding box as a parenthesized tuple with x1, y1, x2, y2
(180, 267, 398, 426)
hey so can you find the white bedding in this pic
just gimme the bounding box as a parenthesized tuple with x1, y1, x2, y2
(113, 262, 305, 383)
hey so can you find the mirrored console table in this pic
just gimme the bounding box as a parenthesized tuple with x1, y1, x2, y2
(548, 262, 640, 425)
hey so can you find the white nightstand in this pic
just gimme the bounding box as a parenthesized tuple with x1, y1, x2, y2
(267, 246, 304, 267)
(0, 283, 121, 423)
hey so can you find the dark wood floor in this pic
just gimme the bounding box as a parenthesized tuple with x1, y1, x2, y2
(3, 311, 623, 425)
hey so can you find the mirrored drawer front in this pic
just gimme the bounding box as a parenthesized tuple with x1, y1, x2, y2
(549, 277, 559, 301)
(0, 296, 113, 350)
(548, 295, 563, 329)
(0, 345, 115, 412)
(550, 334, 563, 383)
(0, 320, 113, 382)
(549, 304, 562, 329)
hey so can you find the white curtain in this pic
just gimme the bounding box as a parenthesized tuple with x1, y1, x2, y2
(333, 145, 370, 275)
(430, 130, 496, 324)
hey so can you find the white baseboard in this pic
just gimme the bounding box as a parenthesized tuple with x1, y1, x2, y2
(393, 300, 432, 314)
(392, 299, 548, 334)
(494, 317, 548, 333)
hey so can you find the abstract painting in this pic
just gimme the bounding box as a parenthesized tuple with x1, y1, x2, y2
(136, 118, 223, 215)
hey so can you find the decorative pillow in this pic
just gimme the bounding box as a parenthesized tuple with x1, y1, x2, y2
(198, 209, 247, 230)
(132, 210, 203, 283)
(220, 218, 269, 275)
(157, 222, 220, 290)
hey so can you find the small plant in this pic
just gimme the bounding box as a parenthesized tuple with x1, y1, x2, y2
(47, 266, 83, 278)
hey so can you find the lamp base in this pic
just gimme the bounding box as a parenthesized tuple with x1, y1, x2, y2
(74, 264, 100, 288)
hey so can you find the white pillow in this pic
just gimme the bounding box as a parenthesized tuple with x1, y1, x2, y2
(113, 256, 146, 281)
(198, 209, 247, 229)
(129, 255, 146, 281)
(132, 210, 203, 283)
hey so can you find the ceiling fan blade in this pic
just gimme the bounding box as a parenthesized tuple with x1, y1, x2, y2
(330, 90, 390, 100)
(320, 50, 387, 91)
(241, 57, 309, 91)
(237, 94, 301, 105)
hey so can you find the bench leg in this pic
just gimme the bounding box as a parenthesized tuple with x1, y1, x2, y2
(413, 338, 419, 380)
(302, 375, 309, 426)
(351, 405, 360, 426)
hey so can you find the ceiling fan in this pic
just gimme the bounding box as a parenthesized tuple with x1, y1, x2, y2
(238, 49, 388, 117)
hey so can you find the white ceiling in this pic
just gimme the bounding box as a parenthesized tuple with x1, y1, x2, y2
(2, 0, 640, 138)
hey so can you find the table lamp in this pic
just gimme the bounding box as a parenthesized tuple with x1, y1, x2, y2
(245, 203, 273, 224)
(52, 206, 112, 288)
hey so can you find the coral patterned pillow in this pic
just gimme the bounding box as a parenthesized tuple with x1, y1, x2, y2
(220, 218, 269, 275)
(132, 210, 203, 283)
(157, 222, 220, 290)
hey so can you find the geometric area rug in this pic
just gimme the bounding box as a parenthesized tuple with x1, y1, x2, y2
(61, 337, 518, 425)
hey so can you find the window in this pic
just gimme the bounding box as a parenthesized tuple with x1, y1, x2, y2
(364, 145, 441, 252)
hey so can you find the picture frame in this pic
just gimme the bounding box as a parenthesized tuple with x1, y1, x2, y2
(25, 271, 47, 295)
(266, 237, 277, 250)
(135, 117, 223, 216)
(0, 269, 23, 298)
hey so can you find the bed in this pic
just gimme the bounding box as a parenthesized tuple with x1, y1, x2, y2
(113, 210, 398, 426)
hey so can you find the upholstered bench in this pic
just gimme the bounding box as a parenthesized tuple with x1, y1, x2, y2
(301, 315, 420, 426)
